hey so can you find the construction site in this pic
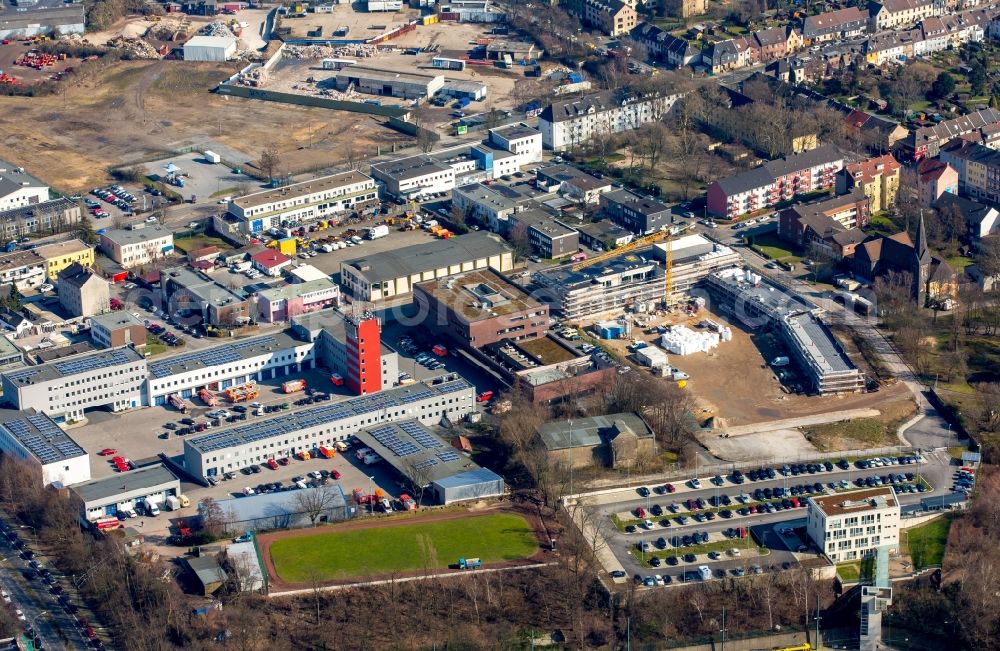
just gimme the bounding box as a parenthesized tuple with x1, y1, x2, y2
(529, 230, 897, 425)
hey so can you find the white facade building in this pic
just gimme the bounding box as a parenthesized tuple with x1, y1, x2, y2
(538, 89, 682, 151)
(371, 155, 458, 199)
(183, 377, 475, 477)
(0, 164, 48, 212)
(487, 123, 543, 163)
(146, 332, 315, 405)
(99, 225, 174, 268)
(227, 171, 378, 233)
(183, 35, 238, 62)
(0, 347, 147, 422)
(0, 409, 90, 487)
(807, 487, 900, 562)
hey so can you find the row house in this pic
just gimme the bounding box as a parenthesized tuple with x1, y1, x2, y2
(864, 28, 922, 65)
(868, 0, 941, 31)
(630, 23, 700, 68)
(706, 145, 844, 218)
(705, 26, 802, 73)
(897, 107, 1000, 160)
(802, 6, 869, 43)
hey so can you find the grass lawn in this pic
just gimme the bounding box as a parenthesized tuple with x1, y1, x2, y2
(836, 563, 860, 582)
(144, 335, 166, 357)
(269, 513, 538, 582)
(750, 233, 797, 261)
(173, 235, 233, 254)
(904, 517, 951, 569)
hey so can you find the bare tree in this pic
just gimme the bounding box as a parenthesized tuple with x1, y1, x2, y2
(293, 485, 340, 526)
(199, 496, 226, 538)
(257, 145, 281, 181)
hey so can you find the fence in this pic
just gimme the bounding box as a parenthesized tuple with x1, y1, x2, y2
(576, 445, 917, 493)
(215, 83, 410, 119)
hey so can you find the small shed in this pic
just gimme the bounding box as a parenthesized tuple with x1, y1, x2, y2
(635, 346, 668, 368)
(186, 556, 227, 596)
(595, 320, 624, 339)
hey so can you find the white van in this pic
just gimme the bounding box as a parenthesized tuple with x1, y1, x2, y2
(145, 500, 161, 516)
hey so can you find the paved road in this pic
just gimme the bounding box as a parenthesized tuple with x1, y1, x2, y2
(0, 520, 94, 650)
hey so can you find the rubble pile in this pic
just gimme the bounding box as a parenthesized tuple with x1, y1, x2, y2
(284, 43, 379, 60)
(202, 21, 237, 38)
(105, 36, 162, 59)
(235, 66, 268, 87)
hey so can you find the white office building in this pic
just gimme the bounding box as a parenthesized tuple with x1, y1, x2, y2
(1, 347, 147, 422)
(0, 409, 90, 487)
(146, 333, 315, 405)
(227, 171, 378, 233)
(99, 224, 175, 269)
(183, 376, 475, 478)
(538, 89, 682, 151)
(487, 123, 543, 164)
(807, 487, 900, 562)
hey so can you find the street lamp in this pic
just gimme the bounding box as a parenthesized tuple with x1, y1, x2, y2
(368, 476, 375, 514)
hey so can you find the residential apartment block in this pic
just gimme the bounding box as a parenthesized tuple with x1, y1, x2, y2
(566, 0, 637, 36)
(34, 239, 94, 281)
(508, 208, 580, 259)
(807, 487, 900, 561)
(57, 263, 109, 318)
(840, 154, 902, 213)
(538, 89, 682, 150)
(940, 138, 1000, 204)
(706, 145, 845, 218)
(600, 189, 673, 234)
(227, 171, 378, 234)
(778, 189, 870, 259)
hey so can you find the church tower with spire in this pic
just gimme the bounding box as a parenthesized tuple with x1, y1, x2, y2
(913, 210, 932, 305)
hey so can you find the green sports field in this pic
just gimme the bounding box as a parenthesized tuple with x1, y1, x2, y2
(268, 513, 539, 583)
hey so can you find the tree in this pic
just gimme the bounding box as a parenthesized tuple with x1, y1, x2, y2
(257, 145, 281, 182)
(976, 235, 1000, 278)
(931, 71, 956, 99)
(508, 220, 532, 261)
(77, 213, 98, 246)
(199, 496, 225, 538)
(293, 485, 340, 525)
(969, 62, 988, 97)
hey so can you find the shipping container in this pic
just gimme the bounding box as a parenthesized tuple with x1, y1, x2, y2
(432, 56, 466, 71)
(203, 150, 221, 164)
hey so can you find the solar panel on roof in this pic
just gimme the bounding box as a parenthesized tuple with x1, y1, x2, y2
(53, 349, 134, 376)
(412, 458, 438, 470)
(436, 450, 460, 463)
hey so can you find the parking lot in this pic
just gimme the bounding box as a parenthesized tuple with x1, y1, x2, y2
(589, 449, 958, 586)
(139, 151, 258, 206)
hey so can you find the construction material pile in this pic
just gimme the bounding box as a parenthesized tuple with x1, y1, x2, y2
(285, 43, 379, 60)
(106, 36, 162, 59)
(660, 325, 722, 356)
(235, 66, 268, 87)
(202, 20, 237, 38)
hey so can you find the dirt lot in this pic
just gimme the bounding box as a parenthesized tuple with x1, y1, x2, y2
(0, 58, 413, 192)
(595, 309, 912, 427)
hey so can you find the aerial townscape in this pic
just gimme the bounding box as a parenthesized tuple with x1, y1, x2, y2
(0, 0, 999, 647)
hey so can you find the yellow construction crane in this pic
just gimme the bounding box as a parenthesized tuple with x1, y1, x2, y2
(571, 227, 676, 306)
(571, 229, 669, 271)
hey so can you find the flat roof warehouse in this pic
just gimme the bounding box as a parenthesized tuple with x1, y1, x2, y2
(233, 171, 373, 210)
(342, 231, 511, 284)
(71, 464, 179, 504)
(186, 377, 472, 454)
(147, 333, 301, 379)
